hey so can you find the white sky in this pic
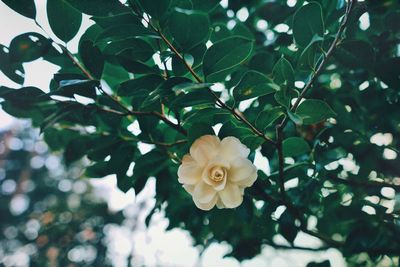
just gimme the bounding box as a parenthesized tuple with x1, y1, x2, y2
(0, 1, 347, 266)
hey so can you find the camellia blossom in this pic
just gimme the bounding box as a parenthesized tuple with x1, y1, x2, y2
(177, 135, 258, 210)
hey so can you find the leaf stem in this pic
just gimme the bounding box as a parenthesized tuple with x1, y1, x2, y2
(34, 20, 187, 136)
(273, 0, 356, 248)
(136, 11, 276, 146)
(278, 0, 355, 130)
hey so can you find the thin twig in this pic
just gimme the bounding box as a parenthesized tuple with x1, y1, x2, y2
(275, 0, 356, 208)
(35, 20, 187, 136)
(272, 0, 356, 248)
(278, 0, 355, 130)
(146, 139, 187, 147)
(137, 12, 276, 146)
(276, 126, 286, 199)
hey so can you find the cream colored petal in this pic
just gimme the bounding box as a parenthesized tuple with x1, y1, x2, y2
(216, 197, 225, 209)
(202, 158, 230, 191)
(193, 194, 218, 211)
(183, 184, 195, 195)
(239, 187, 245, 194)
(178, 155, 202, 185)
(219, 182, 243, 208)
(190, 135, 220, 165)
(193, 181, 217, 204)
(229, 158, 258, 187)
(220, 136, 250, 162)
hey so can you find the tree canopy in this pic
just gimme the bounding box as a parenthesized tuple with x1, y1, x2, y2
(0, 0, 400, 266)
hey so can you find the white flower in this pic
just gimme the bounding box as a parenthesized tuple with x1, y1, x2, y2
(177, 135, 258, 210)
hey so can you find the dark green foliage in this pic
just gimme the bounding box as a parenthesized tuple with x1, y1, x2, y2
(1, 0, 400, 266)
(1, 0, 36, 19)
(47, 0, 82, 42)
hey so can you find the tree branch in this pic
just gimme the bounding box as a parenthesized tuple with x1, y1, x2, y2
(135, 10, 276, 146)
(274, 0, 356, 233)
(279, 0, 356, 130)
(34, 20, 187, 136)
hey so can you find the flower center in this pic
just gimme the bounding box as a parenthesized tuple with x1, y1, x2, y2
(209, 166, 227, 182)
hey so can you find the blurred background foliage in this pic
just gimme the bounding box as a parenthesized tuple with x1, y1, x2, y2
(0, 0, 399, 266)
(0, 124, 125, 266)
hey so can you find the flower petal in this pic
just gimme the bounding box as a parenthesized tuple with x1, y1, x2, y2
(220, 136, 250, 162)
(178, 155, 202, 185)
(190, 135, 220, 165)
(219, 182, 243, 208)
(193, 194, 218, 211)
(183, 184, 195, 195)
(216, 197, 225, 209)
(193, 181, 217, 204)
(229, 158, 258, 187)
(202, 158, 230, 191)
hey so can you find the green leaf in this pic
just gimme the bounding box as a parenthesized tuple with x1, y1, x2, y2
(183, 107, 230, 125)
(255, 106, 284, 130)
(101, 62, 130, 89)
(233, 70, 279, 101)
(335, 40, 375, 69)
(118, 57, 159, 75)
(137, 0, 171, 19)
(79, 40, 105, 79)
(47, 0, 82, 42)
(249, 52, 274, 74)
(274, 89, 298, 109)
(187, 123, 215, 144)
(306, 260, 331, 267)
(43, 128, 80, 151)
(297, 37, 323, 71)
(9, 32, 51, 63)
(287, 110, 303, 125)
(385, 11, 400, 33)
(95, 24, 157, 44)
(293, 2, 324, 47)
(142, 77, 191, 108)
(219, 119, 264, 150)
(40, 103, 77, 132)
(86, 161, 114, 178)
(2, 0, 36, 19)
(65, 0, 128, 16)
(103, 38, 154, 62)
(272, 57, 294, 87)
(0, 86, 49, 103)
(91, 13, 141, 28)
(203, 36, 254, 83)
(171, 53, 196, 76)
(168, 9, 210, 51)
(64, 136, 90, 165)
(50, 79, 99, 99)
(191, 0, 220, 11)
(130, 150, 167, 193)
(295, 99, 336, 125)
(278, 210, 298, 243)
(282, 137, 311, 157)
(118, 75, 164, 96)
(170, 90, 215, 110)
(0, 45, 24, 84)
(210, 23, 231, 42)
